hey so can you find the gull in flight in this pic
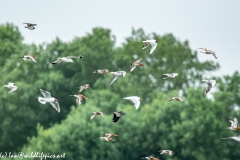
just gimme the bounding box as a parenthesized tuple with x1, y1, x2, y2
(98, 136, 115, 142)
(158, 150, 174, 156)
(141, 156, 159, 160)
(51, 56, 83, 64)
(221, 135, 240, 142)
(93, 69, 109, 74)
(90, 112, 104, 120)
(202, 80, 217, 95)
(123, 96, 141, 109)
(69, 94, 87, 106)
(23, 23, 37, 30)
(227, 118, 240, 130)
(142, 40, 157, 54)
(169, 97, 183, 102)
(4, 82, 17, 93)
(19, 55, 36, 62)
(163, 73, 178, 79)
(198, 48, 218, 59)
(38, 89, 60, 112)
(112, 111, 126, 123)
(130, 58, 144, 72)
(78, 84, 91, 93)
(102, 133, 118, 138)
(108, 71, 126, 85)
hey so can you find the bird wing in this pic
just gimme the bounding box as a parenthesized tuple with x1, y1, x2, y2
(100, 112, 104, 117)
(9, 86, 17, 93)
(149, 41, 157, 54)
(27, 56, 36, 62)
(212, 53, 218, 59)
(40, 89, 51, 98)
(136, 58, 143, 63)
(130, 66, 136, 72)
(205, 83, 212, 95)
(76, 98, 82, 106)
(51, 58, 62, 64)
(78, 87, 83, 93)
(90, 113, 96, 120)
(66, 56, 81, 59)
(120, 71, 126, 77)
(118, 111, 126, 115)
(234, 118, 238, 127)
(142, 42, 150, 50)
(50, 102, 60, 113)
(209, 80, 216, 86)
(109, 75, 119, 85)
(131, 97, 140, 109)
(112, 113, 120, 122)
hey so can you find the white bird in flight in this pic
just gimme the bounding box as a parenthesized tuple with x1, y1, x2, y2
(19, 55, 36, 62)
(90, 112, 104, 120)
(93, 69, 109, 74)
(51, 56, 83, 64)
(169, 97, 183, 102)
(158, 150, 174, 156)
(227, 118, 240, 130)
(108, 71, 126, 85)
(78, 84, 91, 93)
(198, 48, 218, 59)
(123, 96, 141, 109)
(163, 73, 178, 79)
(130, 58, 144, 72)
(202, 79, 217, 95)
(142, 40, 157, 54)
(221, 135, 240, 142)
(4, 82, 17, 93)
(69, 94, 87, 106)
(38, 89, 60, 112)
(23, 23, 37, 30)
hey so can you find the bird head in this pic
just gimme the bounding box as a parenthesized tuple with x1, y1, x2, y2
(80, 56, 83, 58)
(155, 40, 158, 43)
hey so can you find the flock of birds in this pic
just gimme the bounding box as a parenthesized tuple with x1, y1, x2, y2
(3, 23, 235, 160)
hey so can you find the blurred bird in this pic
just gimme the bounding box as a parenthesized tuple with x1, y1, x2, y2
(169, 97, 183, 102)
(90, 112, 104, 120)
(198, 48, 218, 59)
(69, 94, 87, 106)
(141, 156, 158, 160)
(158, 150, 174, 156)
(98, 136, 115, 142)
(112, 111, 126, 123)
(163, 73, 178, 79)
(142, 40, 157, 54)
(202, 79, 217, 95)
(108, 71, 126, 85)
(102, 133, 118, 138)
(19, 55, 36, 62)
(123, 96, 141, 109)
(51, 56, 83, 64)
(221, 135, 240, 142)
(93, 69, 109, 74)
(227, 118, 240, 130)
(4, 82, 17, 93)
(38, 89, 60, 112)
(23, 23, 37, 30)
(78, 84, 91, 93)
(130, 58, 144, 72)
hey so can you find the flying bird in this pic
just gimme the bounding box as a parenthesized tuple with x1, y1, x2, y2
(108, 71, 126, 85)
(227, 118, 240, 130)
(142, 40, 157, 54)
(78, 84, 91, 93)
(90, 112, 104, 120)
(221, 135, 240, 142)
(4, 82, 17, 93)
(69, 94, 87, 106)
(141, 156, 159, 160)
(112, 111, 126, 123)
(198, 48, 218, 59)
(123, 96, 141, 109)
(38, 89, 60, 112)
(163, 73, 178, 79)
(19, 55, 36, 62)
(130, 58, 144, 72)
(98, 137, 115, 142)
(102, 133, 118, 138)
(169, 97, 183, 102)
(202, 79, 217, 95)
(23, 23, 37, 30)
(51, 56, 83, 64)
(93, 69, 109, 74)
(158, 150, 174, 156)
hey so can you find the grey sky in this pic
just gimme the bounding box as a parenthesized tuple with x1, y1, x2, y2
(1, 0, 240, 77)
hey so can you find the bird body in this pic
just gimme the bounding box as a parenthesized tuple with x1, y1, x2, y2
(4, 82, 18, 93)
(69, 94, 87, 106)
(198, 48, 218, 59)
(23, 23, 37, 30)
(93, 69, 109, 74)
(108, 71, 126, 85)
(159, 150, 174, 156)
(123, 96, 141, 109)
(142, 40, 157, 54)
(90, 112, 104, 120)
(78, 84, 91, 92)
(112, 111, 126, 123)
(163, 73, 178, 79)
(20, 55, 36, 62)
(38, 89, 60, 112)
(51, 56, 83, 64)
(202, 79, 217, 95)
(169, 97, 183, 101)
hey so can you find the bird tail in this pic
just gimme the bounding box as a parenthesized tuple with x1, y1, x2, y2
(38, 97, 46, 104)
